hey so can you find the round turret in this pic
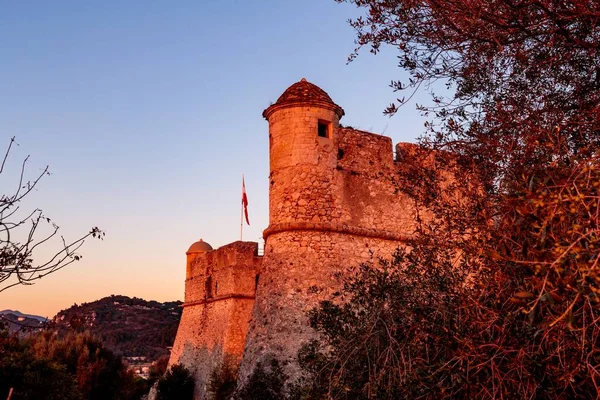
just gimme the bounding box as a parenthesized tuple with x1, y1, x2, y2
(263, 79, 344, 227)
(186, 239, 212, 279)
(263, 78, 344, 120)
(187, 238, 213, 254)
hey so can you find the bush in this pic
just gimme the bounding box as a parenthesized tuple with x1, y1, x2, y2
(296, 248, 466, 399)
(208, 357, 238, 400)
(235, 359, 287, 400)
(298, 237, 600, 398)
(156, 364, 194, 400)
(149, 355, 170, 383)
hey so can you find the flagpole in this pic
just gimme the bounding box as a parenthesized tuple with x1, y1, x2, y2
(240, 175, 244, 241)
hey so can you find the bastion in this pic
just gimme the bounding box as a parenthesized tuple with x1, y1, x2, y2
(168, 79, 420, 399)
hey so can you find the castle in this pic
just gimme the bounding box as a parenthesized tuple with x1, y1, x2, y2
(168, 79, 419, 398)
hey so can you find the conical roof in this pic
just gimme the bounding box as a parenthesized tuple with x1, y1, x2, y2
(263, 78, 344, 119)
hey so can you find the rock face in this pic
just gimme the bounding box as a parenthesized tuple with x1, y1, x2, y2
(170, 79, 420, 398)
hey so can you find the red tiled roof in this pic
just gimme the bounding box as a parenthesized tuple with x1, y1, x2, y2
(276, 78, 335, 106)
(263, 78, 345, 119)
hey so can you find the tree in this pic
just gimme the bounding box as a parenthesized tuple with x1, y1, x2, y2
(298, 1, 600, 397)
(0, 329, 146, 400)
(0, 137, 103, 292)
(298, 249, 468, 399)
(0, 327, 81, 400)
(31, 331, 133, 400)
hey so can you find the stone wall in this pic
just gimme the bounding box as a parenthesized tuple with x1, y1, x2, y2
(239, 230, 403, 383)
(336, 128, 417, 233)
(238, 125, 420, 384)
(268, 126, 418, 237)
(185, 241, 260, 305)
(169, 241, 261, 400)
(268, 105, 340, 227)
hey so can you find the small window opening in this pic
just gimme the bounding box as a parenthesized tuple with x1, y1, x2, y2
(215, 281, 218, 296)
(255, 274, 260, 290)
(318, 121, 330, 138)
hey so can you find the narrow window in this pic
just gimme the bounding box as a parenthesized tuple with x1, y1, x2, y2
(205, 275, 213, 299)
(318, 120, 330, 138)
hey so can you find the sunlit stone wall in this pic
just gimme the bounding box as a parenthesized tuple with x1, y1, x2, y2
(238, 102, 419, 384)
(169, 241, 261, 400)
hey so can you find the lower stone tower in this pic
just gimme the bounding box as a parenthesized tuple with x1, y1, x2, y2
(169, 240, 261, 399)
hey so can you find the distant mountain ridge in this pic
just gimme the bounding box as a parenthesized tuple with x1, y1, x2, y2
(0, 310, 48, 322)
(52, 295, 183, 361)
(0, 310, 46, 335)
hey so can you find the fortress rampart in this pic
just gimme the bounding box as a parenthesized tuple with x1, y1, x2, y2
(169, 241, 261, 398)
(169, 79, 423, 398)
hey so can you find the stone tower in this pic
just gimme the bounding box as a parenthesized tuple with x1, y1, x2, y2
(237, 79, 414, 383)
(169, 239, 262, 399)
(264, 77, 345, 228)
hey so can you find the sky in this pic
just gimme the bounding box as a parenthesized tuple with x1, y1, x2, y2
(0, 1, 431, 318)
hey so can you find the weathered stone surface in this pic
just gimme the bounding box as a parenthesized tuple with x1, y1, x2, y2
(170, 79, 424, 398)
(239, 231, 402, 384)
(169, 241, 261, 400)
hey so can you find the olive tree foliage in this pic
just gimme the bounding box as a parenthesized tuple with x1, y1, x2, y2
(0, 137, 103, 292)
(297, 1, 600, 398)
(297, 248, 470, 400)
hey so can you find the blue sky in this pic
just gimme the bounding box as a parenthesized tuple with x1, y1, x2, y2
(0, 1, 430, 316)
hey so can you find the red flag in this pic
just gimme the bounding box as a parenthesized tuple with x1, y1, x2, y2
(242, 177, 250, 225)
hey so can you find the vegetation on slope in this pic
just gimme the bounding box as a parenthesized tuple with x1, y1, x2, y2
(0, 329, 150, 400)
(53, 295, 182, 360)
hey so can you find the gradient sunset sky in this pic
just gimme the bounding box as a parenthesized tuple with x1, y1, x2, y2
(0, 1, 430, 317)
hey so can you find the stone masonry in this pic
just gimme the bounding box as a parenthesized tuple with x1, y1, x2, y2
(169, 79, 422, 399)
(169, 241, 261, 399)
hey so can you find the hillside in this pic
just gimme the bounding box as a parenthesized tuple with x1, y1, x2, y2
(53, 295, 182, 360)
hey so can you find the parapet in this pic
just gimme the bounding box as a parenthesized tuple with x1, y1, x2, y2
(185, 241, 262, 306)
(337, 127, 395, 174)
